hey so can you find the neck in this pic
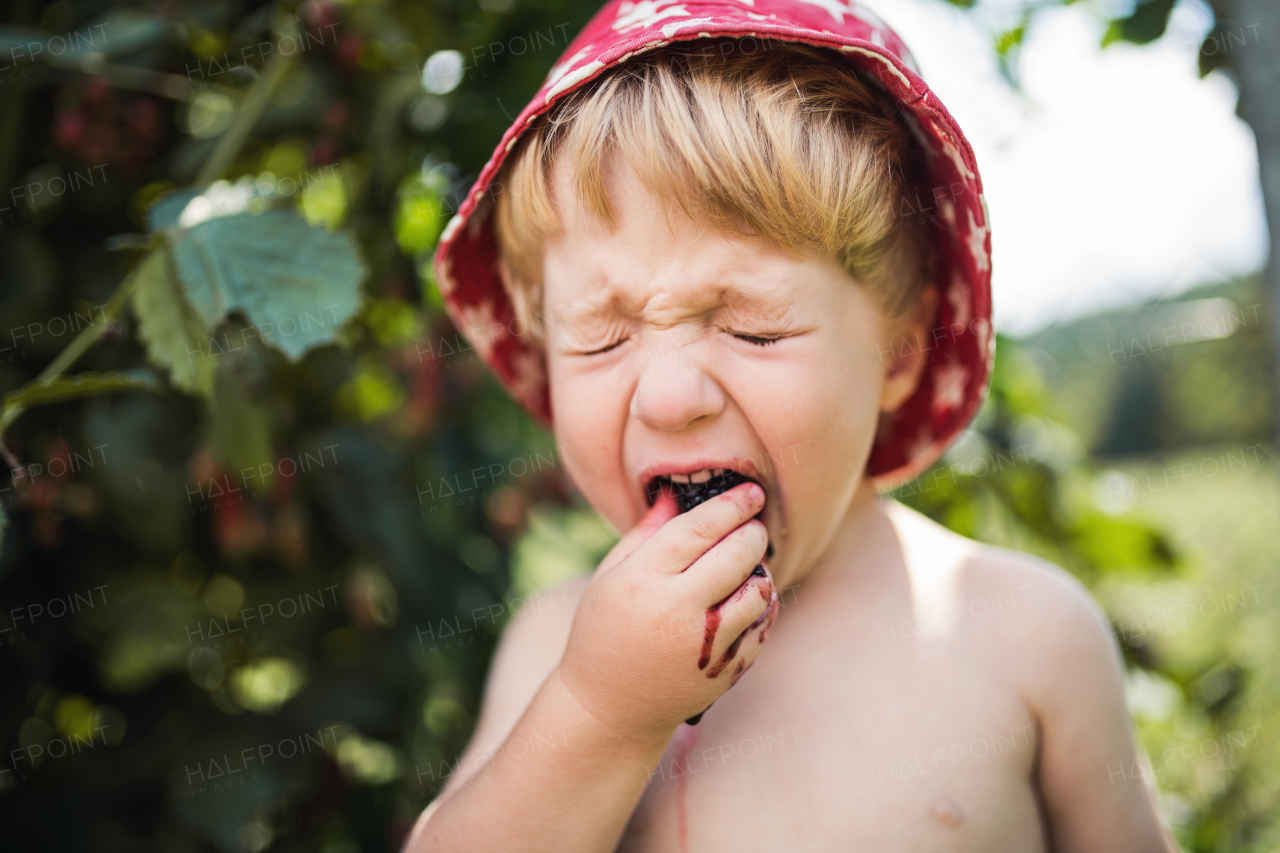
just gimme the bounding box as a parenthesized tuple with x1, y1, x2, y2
(784, 475, 892, 592)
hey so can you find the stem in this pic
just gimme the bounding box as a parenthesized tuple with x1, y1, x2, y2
(91, 62, 194, 101)
(0, 442, 21, 474)
(194, 37, 297, 187)
(32, 266, 145, 386)
(0, 266, 143, 442)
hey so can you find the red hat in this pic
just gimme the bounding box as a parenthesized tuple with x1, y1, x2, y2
(433, 0, 994, 489)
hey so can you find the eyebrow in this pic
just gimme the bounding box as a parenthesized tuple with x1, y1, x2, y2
(554, 282, 797, 328)
(553, 288, 631, 328)
(717, 287, 797, 319)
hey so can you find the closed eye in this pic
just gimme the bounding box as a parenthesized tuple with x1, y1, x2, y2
(582, 337, 628, 355)
(732, 332, 782, 347)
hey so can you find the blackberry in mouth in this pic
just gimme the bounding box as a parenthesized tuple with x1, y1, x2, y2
(646, 468, 774, 560)
(656, 468, 750, 513)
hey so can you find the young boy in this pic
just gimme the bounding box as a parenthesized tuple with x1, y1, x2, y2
(408, 1, 1176, 849)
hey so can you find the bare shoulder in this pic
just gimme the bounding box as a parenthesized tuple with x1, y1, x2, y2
(435, 573, 592, 798)
(883, 489, 1176, 848)
(882, 499, 1120, 700)
(881, 502, 1173, 850)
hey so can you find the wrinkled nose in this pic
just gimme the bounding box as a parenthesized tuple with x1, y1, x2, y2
(630, 348, 726, 432)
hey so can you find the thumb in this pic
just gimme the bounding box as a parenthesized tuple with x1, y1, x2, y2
(597, 488, 679, 574)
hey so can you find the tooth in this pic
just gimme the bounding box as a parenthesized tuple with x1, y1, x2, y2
(690, 469, 712, 483)
(671, 473, 690, 484)
(712, 468, 724, 477)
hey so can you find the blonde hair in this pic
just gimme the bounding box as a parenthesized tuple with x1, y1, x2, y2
(492, 38, 935, 343)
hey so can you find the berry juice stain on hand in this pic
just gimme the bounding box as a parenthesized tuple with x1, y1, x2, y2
(698, 581, 773, 677)
(661, 470, 776, 725)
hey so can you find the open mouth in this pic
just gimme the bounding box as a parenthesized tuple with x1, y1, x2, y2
(645, 468, 755, 512)
(645, 468, 774, 559)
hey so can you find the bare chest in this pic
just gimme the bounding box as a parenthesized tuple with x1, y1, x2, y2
(618, 585, 1049, 853)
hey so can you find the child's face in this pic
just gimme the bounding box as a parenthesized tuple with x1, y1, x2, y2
(538, 158, 925, 588)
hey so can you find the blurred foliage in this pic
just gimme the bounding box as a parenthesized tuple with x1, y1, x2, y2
(982, 0, 1248, 86)
(0, 1, 584, 849)
(1102, 0, 1178, 48)
(1024, 276, 1273, 456)
(894, 335, 1182, 589)
(0, 1, 1275, 852)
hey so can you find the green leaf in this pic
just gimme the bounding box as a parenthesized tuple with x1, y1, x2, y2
(995, 25, 1025, 57)
(1102, 0, 1176, 47)
(335, 354, 407, 422)
(130, 248, 216, 396)
(395, 172, 446, 255)
(0, 11, 172, 69)
(993, 20, 1028, 86)
(1197, 28, 1233, 79)
(146, 188, 201, 232)
(1100, 21, 1125, 49)
(1072, 514, 1178, 574)
(167, 209, 366, 361)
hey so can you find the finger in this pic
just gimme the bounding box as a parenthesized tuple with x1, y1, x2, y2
(717, 586, 780, 686)
(700, 572, 776, 678)
(711, 566, 773, 648)
(678, 519, 768, 608)
(632, 482, 765, 575)
(597, 488, 679, 574)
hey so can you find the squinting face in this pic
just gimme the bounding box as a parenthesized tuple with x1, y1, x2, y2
(537, 157, 922, 590)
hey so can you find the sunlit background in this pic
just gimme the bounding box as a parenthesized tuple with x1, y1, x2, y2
(863, 0, 1268, 330)
(0, 0, 1276, 850)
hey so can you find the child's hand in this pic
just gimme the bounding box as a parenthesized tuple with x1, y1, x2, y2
(556, 482, 778, 742)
